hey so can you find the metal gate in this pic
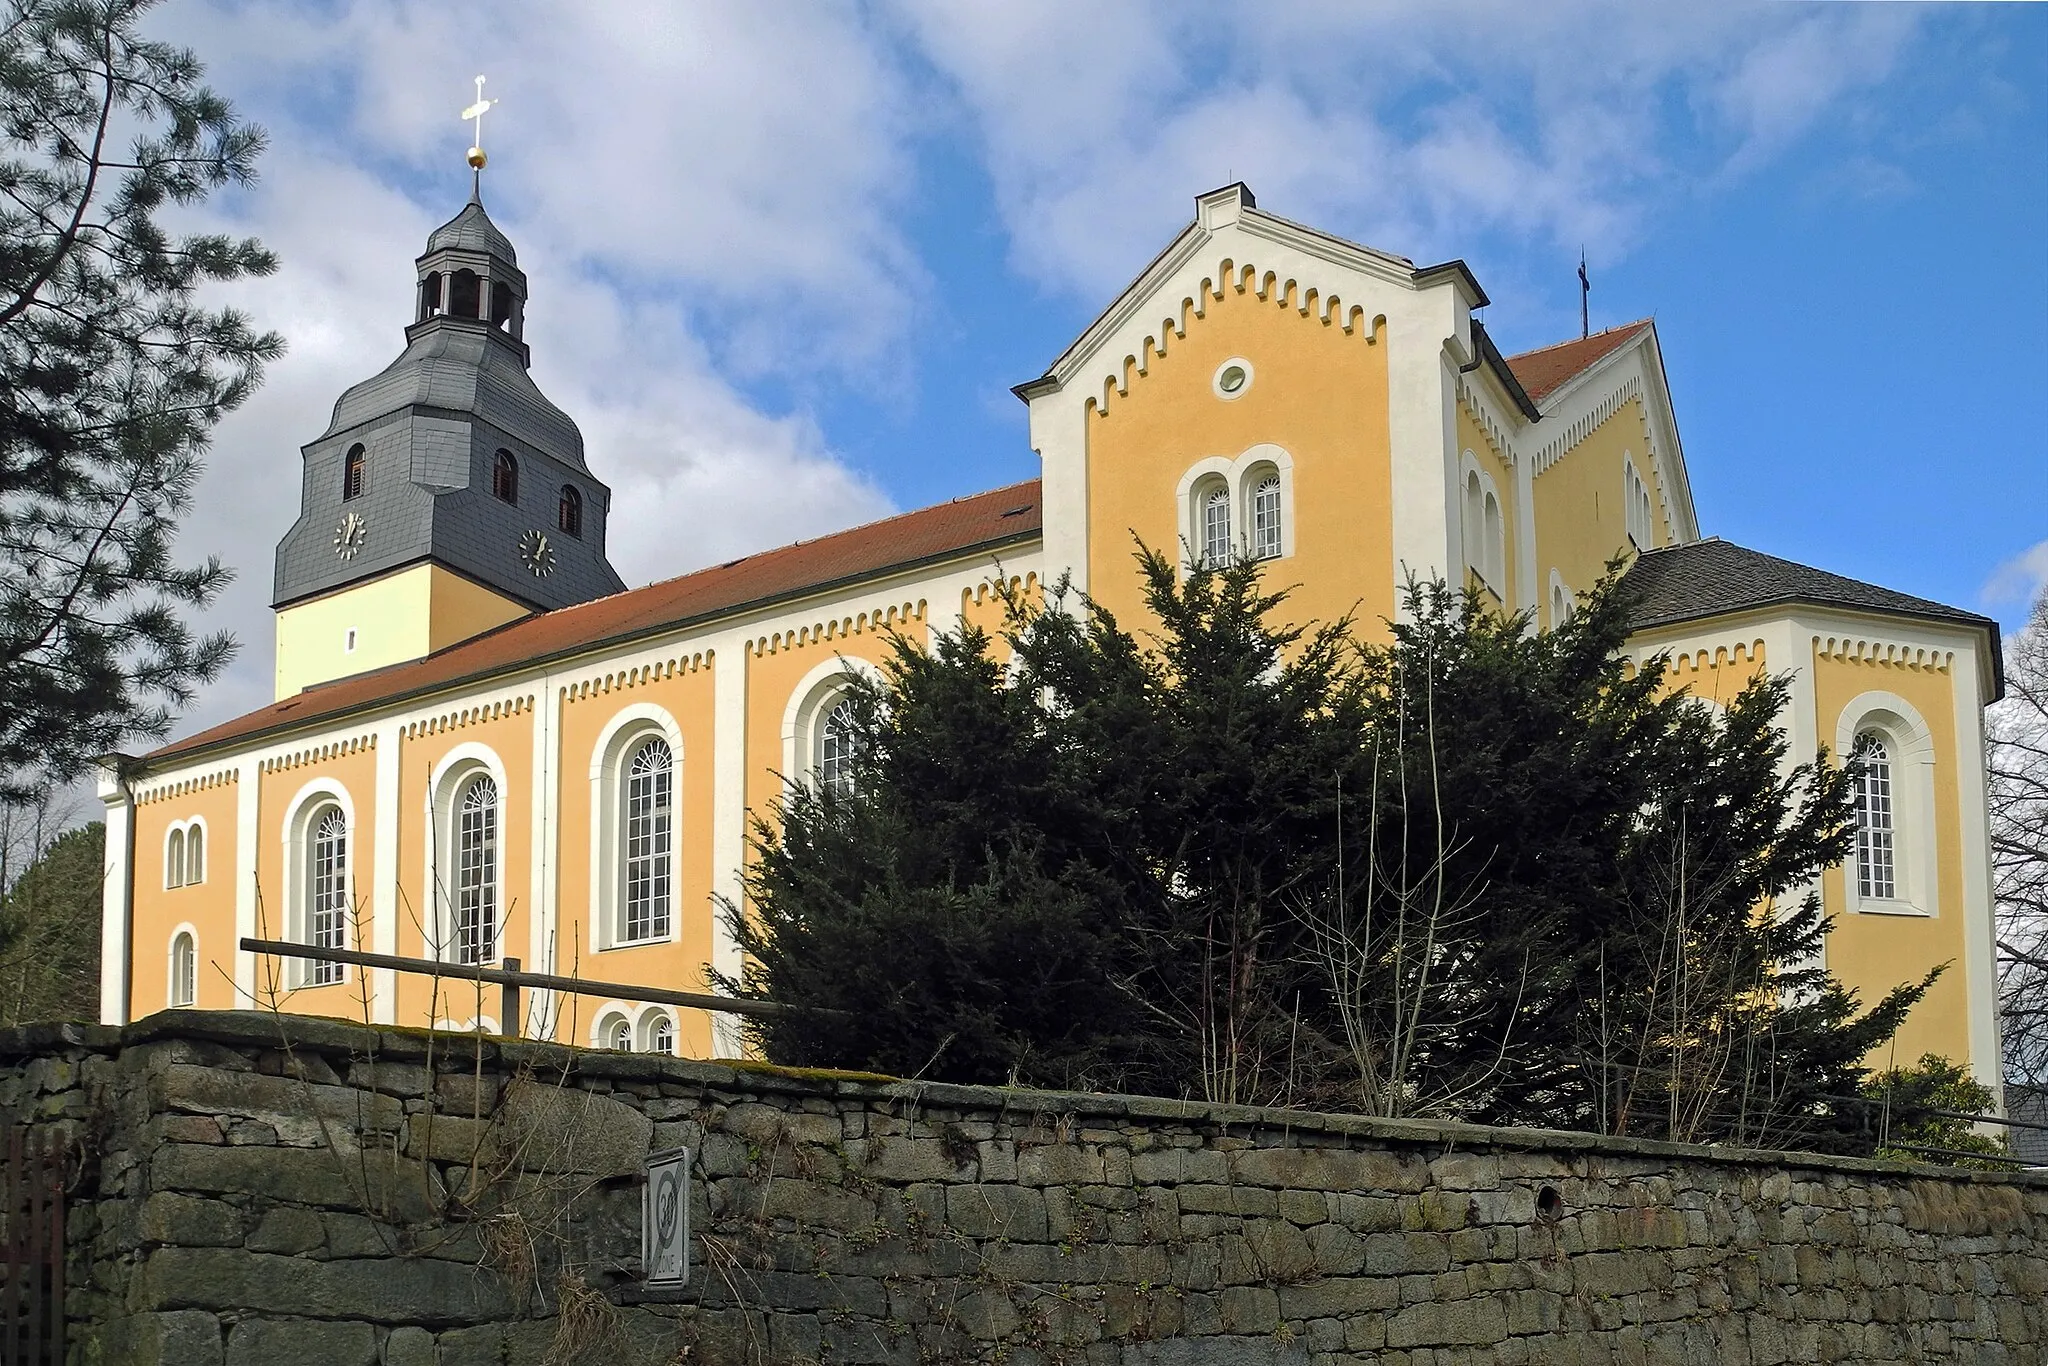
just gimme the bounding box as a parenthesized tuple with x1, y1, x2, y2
(0, 1126, 66, 1365)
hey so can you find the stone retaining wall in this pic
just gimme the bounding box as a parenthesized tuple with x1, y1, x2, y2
(4, 1010, 2044, 1365)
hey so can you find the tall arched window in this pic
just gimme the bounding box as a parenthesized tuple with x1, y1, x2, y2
(1481, 490, 1504, 588)
(170, 931, 197, 1008)
(455, 775, 499, 964)
(1551, 582, 1571, 629)
(450, 268, 481, 318)
(1853, 733, 1897, 900)
(818, 699, 857, 800)
(306, 806, 349, 985)
(341, 444, 367, 501)
(622, 738, 674, 942)
(1624, 457, 1654, 548)
(1201, 485, 1232, 566)
(186, 824, 204, 885)
(492, 450, 519, 504)
(558, 485, 583, 538)
(1463, 470, 1484, 575)
(166, 827, 186, 890)
(1251, 475, 1282, 560)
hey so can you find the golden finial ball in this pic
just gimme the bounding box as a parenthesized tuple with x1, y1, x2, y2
(467, 146, 488, 169)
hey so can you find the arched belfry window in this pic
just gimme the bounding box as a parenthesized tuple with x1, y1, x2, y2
(455, 775, 499, 964)
(1200, 484, 1232, 567)
(492, 450, 519, 504)
(306, 806, 349, 985)
(1853, 733, 1897, 900)
(490, 281, 513, 329)
(450, 268, 480, 318)
(558, 485, 583, 538)
(622, 738, 674, 942)
(1251, 474, 1282, 560)
(170, 931, 197, 1008)
(818, 698, 858, 800)
(341, 444, 367, 501)
(418, 271, 442, 321)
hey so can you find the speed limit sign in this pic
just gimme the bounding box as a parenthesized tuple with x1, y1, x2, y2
(643, 1146, 691, 1285)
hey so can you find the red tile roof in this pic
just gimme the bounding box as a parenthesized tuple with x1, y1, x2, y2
(148, 480, 1044, 766)
(1502, 320, 1653, 404)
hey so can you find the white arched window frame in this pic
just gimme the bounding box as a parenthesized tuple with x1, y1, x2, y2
(1459, 452, 1506, 596)
(168, 924, 198, 1008)
(1835, 692, 1938, 917)
(638, 1005, 678, 1055)
(1623, 454, 1654, 550)
(782, 656, 886, 801)
(1548, 570, 1574, 631)
(426, 744, 510, 965)
(162, 817, 208, 889)
(281, 779, 356, 989)
(1174, 446, 1296, 573)
(592, 1004, 634, 1051)
(589, 704, 685, 952)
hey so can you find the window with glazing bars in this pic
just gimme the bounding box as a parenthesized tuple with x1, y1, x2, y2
(308, 807, 349, 984)
(623, 739, 673, 941)
(1854, 734, 1896, 900)
(455, 775, 498, 964)
(819, 699, 857, 800)
(1201, 485, 1231, 566)
(1252, 475, 1282, 559)
(171, 933, 196, 1007)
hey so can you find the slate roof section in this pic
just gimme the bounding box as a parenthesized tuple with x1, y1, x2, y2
(154, 481, 1045, 766)
(425, 197, 517, 263)
(1625, 538, 2004, 697)
(1503, 320, 1654, 405)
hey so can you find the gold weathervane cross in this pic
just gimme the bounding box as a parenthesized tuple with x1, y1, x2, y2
(462, 75, 496, 171)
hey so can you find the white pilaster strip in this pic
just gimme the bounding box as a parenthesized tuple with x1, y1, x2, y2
(369, 721, 401, 1023)
(529, 676, 561, 1039)
(710, 637, 748, 1057)
(1951, 637, 2002, 1099)
(96, 766, 132, 1025)
(1515, 448, 1538, 619)
(234, 757, 260, 1004)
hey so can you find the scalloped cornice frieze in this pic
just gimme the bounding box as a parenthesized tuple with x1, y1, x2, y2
(134, 765, 238, 806)
(963, 572, 1038, 611)
(399, 695, 534, 742)
(1084, 257, 1383, 420)
(747, 598, 926, 658)
(1661, 638, 1767, 677)
(1814, 634, 1954, 675)
(260, 733, 376, 775)
(559, 651, 711, 705)
(1455, 375, 1520, 469)
(1531, 370, 1680, 547)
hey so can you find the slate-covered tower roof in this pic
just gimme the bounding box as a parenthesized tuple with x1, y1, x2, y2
(272, 189, 626, 613)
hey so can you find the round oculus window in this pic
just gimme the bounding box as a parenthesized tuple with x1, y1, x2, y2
(1213, 358, 1253, 399)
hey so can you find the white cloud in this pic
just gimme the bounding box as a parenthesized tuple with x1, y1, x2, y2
(1986, 540, 2048, 614)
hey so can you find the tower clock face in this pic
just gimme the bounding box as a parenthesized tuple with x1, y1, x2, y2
(332, 512, 368, 560)
(519, 528, 554, 577)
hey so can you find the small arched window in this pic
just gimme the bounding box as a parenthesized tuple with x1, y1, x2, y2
(169, 931, 197, 1008)
(490, 280, 513, 329)
(1251, 475, 1282, 560)
(818, 698, 858, 800)
(622, 738, 674, 942)
(1551, 582, 1571, 629)
(450, 268, 481, 318)
(186, 824, 204, 886)
(166, 827, 186, 890)
(603, 1013, 633, 1052)
(1853, 733, 1897, 900)
(492, 450, 519, 504)
(1201, 485, 1232, 567)
(642, 1012, 676, 1056)
(306, 806, 349, 985)
(558, 485, 583, 538)
(1624, 457, 1655, 549)
(418, 271, 442, 321)
(1482, 490, 1504, 589)
(341, 444, 367, 501)
(1463, 470, 1485, 574)
(455, 775, 499, 965)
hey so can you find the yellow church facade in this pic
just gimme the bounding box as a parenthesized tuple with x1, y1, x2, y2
(98, 183, 2005, 1098)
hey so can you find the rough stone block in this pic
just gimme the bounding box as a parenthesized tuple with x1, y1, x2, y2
(225, 1317, 377, 1366)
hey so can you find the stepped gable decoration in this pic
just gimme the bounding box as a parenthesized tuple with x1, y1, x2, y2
(270, 95, 625, 619)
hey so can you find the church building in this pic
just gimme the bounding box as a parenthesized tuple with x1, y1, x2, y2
(96, 180, 2005, 1095)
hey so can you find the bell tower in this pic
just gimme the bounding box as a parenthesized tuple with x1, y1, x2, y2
(271, 101, 625, 698)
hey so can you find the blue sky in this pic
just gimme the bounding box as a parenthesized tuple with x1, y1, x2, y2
(162, 1, 2045, 735)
